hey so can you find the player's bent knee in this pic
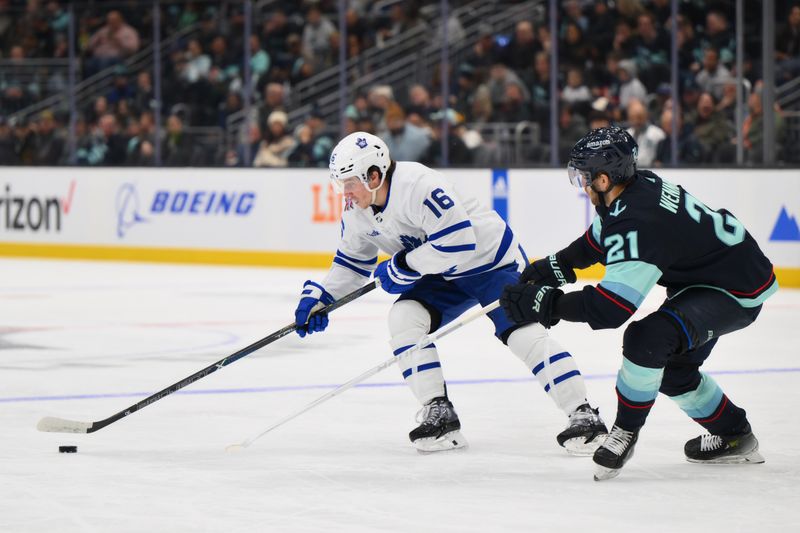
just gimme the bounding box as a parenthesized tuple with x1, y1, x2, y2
(388, 299, 432, 341)
(622, 313, 684, 367)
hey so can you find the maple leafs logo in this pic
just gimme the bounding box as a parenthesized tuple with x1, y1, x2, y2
(356, 137, 368, 149)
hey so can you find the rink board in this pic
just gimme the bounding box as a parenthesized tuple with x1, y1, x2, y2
(0, 167, 797, 286)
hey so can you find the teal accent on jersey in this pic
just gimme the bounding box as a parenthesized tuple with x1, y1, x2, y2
(670, 373, 724, 419)
(668, 277, 779, 309)
(616, 357, 664, 402)
(591, 216, 602, 244)
(600, 261, 663, 308)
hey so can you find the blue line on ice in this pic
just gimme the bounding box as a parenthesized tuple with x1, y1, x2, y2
(2, 367, 799, 404)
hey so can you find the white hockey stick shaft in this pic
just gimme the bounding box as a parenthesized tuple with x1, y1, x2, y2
(226, 300, 500, 451)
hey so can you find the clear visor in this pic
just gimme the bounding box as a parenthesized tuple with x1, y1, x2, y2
(330, 175, 365, 194)
(567, 164, 592, 188)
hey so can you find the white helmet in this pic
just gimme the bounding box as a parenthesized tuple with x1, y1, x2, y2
(329, 131, 391, 193)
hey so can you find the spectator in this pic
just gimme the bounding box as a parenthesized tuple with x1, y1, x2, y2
(616, 59, 647, 110)
(218, 90, 242, 130)
(611, 19, 635, 56)
(626, 98, 666, 166)
(487, 63, 528, 109)
(559, 21, 588, 67)
(366, 84, 394, 132)
(380, 102, 430, 162)
(106, 65, 134, 105)
(302, 5, 336, 69)
(77, 113, 127, 166)
(701, 10, 735, 65)
(561, 67, 592, 109)
(181, 39, 211, 84)
(742, 91, 786, 164)
(776, 4, 800, 83)
(162, 114, 193, 166)
(503, 20, 541, 72)
(287, 109, 333, 168)
(586, 0, 616, 61)
(557, 104, 587, 162)
(695, 47, 732, 101)
(248, 34, 270, 88)
(132, 70, 154, 114)
(469, 84, 493, 125)
(654, 107, 703, 166)
(631, 11, 669, 90)
(253, 110, 294, 167)
(126, 111, 156, 166)
(688, 92, 735, 163)
(493, 81, 531, 122)
(465, 23, 501, 79)
(588, 109, 612, 130)
(1, 45, 36, 113)
(715, 80, 738, 123)
(406, 84, 434, 122)
(425, 109, 474, 167)
(34, 109, 64, 165)
(85, 10, 140, 75)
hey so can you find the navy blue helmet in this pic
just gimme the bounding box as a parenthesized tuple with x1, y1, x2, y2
(567, 127, 638, 187)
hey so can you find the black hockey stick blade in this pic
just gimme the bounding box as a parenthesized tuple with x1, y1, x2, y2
(36, 280, 378, 434)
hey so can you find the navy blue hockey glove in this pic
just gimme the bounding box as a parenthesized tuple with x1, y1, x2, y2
(500, 283, 563, 328)
(520, 254, 577, 287)
(294, 280, 335, 338)
(374, 251, 421, 295)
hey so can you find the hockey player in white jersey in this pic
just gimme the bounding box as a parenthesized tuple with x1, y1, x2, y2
(294, 131, 607, 453)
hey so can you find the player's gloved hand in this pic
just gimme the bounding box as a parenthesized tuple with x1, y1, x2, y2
(374, 251, 421, 295)
(294, 280, 335, 338)
(500, 283, 563, 328)
(520, 253, 577, 287)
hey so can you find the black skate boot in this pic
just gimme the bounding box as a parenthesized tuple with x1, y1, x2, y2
(409, 396, 468, 453)
(592, 425, 640, 481)
(684, 424, 764, 464)
(557, 403, 608, 456)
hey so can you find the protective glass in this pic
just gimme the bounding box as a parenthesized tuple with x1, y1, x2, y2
(567, 164, 592, 188)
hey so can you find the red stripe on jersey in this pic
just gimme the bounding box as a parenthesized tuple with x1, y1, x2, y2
(595, 286, 634, 315)
(728, 270, 775, 297)
(584, 229, 602, 253)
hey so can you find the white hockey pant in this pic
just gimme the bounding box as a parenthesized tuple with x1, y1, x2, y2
(388, 300, 446, 405)
(506, 323, 588, 415)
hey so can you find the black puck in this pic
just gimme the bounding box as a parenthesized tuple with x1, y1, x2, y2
(58, 445, 77, 453)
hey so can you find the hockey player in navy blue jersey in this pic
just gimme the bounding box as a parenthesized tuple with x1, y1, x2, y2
(294, 131, 608, 454)
(499, 127, 777, 480)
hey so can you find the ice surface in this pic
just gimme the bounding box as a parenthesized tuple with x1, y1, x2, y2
(0, 258, 797, 532)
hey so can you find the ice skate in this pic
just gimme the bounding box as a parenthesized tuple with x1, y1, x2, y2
(409, 397, 468, 453)
(684, 424, 764, 464)
(593, 425, 639, 481)
(557, 404, 608, 456)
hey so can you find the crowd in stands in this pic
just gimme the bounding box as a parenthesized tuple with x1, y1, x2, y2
(0, 0, 797, 167)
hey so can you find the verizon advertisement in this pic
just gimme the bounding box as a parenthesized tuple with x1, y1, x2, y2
(0, 167, 797, 273)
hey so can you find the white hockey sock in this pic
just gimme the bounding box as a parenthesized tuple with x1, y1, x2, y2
(507, 324, 587, 414)
(388, 300, 446, 405)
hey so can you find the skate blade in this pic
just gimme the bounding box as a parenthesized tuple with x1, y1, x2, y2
(593, 464, 622, 481)
(413, 430, 469, 454)
(686, 450, 765, 465)
(563, 434, 607, 456)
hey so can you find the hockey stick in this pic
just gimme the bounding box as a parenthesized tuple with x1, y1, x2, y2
(226, 300, 500, 451)
(37, 280, 378, 434)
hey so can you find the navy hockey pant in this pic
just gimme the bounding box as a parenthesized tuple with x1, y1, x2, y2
(615, 288, 761, 435)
